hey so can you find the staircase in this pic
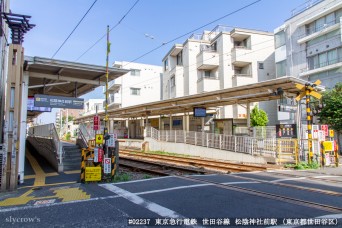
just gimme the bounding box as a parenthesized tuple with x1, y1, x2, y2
(63, 144, 82, 171)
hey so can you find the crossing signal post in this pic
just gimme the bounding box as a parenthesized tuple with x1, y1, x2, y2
(295, 80, 322, 164)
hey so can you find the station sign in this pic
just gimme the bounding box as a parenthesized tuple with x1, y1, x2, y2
(93, 115, 100, 131)
(103, 158, 111, 174)
(34, 94, 84, 109)
(95, 134, 104, 144)
(276, 124, 297, 138)
(85, 167, 101, 181)
(107, 133, 117, 147)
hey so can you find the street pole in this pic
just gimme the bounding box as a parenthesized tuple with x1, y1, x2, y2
(104, 25, 110, 157)
(306, 85, 313, 164)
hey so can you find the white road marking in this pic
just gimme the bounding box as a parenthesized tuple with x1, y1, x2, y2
(101, 184, 183, 219)
(113, 176, 172, 185)
(222, 181, 260, 185)
(270, 177, 306, 183)
(137, 183, 212, 195)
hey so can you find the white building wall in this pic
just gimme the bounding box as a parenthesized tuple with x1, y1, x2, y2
(162, 26, 275, 122)
(111, 61, 162, 107)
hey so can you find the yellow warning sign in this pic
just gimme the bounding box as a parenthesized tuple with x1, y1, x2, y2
(323, 141, 334, 152)
(329, 130, 334, 138)
(85, 167, 102, 181)
(95, 134, 104, 144)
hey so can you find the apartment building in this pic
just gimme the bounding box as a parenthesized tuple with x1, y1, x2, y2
(83, 99, 105, 116)
(162, 25, 276, 131)
(106, 61, 162, 109)
(275, 0, 342, 88)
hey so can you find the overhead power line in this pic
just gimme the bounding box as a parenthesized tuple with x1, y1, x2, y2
(75, 0, 140, 61)
(51, 0, 98, 59)
(123, 0, 262, 67)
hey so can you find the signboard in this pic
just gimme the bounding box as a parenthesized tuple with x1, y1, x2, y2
(93, 116, 100, 131)
(85, 167, 101, 181)
(27, 96, 52, 112)
(276, 124, 297, 138)
(103, 158, 111, 174)
(34, 94, 84, 109)
(95, 134, 103, 144)
(193, 107, 206, 117)
(323, 141, 334, 152)
(329, 130, 334, 138)
(321, 125, 329, 137)
(278, 104, 297, 113)
(93, 148, 104, 162)
(107, 133, 117, 148)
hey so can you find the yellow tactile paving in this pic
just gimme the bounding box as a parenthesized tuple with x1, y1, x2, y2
(54, 188, 90, 202)
(0, 187, 90, 207)
(64, 170, 80, 174)
(25, 172, 59, 180)
(25, 150, 47, 186)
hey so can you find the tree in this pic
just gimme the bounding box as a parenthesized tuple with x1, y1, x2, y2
(319, 83, 342, 153)
(250, 106, 269, 127)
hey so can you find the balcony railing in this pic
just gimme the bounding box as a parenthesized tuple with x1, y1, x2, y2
(302, 56, 342, 73)
(305, 19, 339, 36)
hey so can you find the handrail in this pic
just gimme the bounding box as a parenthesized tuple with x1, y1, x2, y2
(28, 123, 62, 164)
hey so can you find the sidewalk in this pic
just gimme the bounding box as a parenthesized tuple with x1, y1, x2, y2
(302, 165, 342, 176)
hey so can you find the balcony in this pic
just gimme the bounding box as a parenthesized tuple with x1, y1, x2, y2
(197, 75, 219, 93)
(106, 93, 121, 109)
(197, 51, 219, 70)
(298, 22, 340, 44)
(299, 57, 342, 77)
(169, 66, 183, 77)
(231, 47, 252, 66)
(105, 80, 121, 93)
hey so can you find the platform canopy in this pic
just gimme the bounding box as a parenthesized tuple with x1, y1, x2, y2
(24, 56, 129, 120)
(75, 76, 325, 122)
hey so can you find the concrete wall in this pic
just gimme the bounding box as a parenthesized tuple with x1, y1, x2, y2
(145, 137, 269, 164)
(26, 137, 61, 172)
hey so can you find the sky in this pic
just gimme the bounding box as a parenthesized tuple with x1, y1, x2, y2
(10, 0, 305, 124)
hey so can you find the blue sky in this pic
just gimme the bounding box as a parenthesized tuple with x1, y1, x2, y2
(11, 0, 304, 124)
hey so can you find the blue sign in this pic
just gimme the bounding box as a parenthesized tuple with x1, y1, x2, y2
(193, 107, 206, 117)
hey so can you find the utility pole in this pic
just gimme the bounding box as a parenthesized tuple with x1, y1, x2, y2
(104, 25, 110, 156)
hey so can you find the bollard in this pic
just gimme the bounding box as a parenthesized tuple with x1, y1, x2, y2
(80, 149, 86, 183)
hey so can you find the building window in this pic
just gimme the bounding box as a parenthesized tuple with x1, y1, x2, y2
(204, 70, 211, 78)
(130, 88, 141, 95)
(258, 62, 264, 69)
(130, 69, 141, 76)
(306, 9, 342, 35)
(211, 42, 217, 51)
(276, 60, 286, 77)
(164, 58, 169, 71)
(170, 76, 175, 87)
(308, 47, 342, 70)
(176, 51, 183, 66)
(275, 30, 286, 48)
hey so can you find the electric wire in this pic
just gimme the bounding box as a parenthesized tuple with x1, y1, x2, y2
(75, 0, 140, 61)
(51, 0, 98, 59)
(122, 0, 262, 67)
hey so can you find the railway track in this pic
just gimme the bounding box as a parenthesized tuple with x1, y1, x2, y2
(178, 175, 342, 214)
(120, 149, 269, 173)
(266, 171, 342, 184)
(120, 157, 208, 176)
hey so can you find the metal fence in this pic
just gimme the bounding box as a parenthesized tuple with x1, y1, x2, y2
(253, 126, 276, 139)
(146, 127, 277, 157)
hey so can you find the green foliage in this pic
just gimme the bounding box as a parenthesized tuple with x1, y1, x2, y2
(65, 132, 71, 140)
(319, 83, 342, 133)
(250, 106, 269, 127)
(292, 162, 319, 170)
(143, 174, 152, 179)
(113, 172, 132, 182)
